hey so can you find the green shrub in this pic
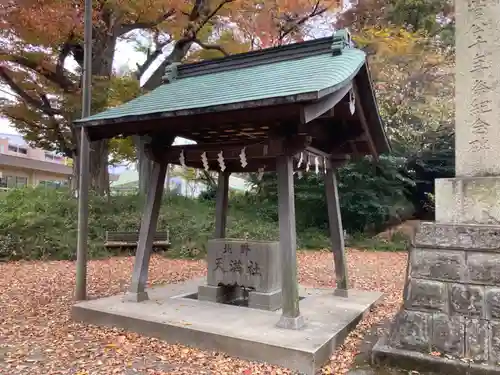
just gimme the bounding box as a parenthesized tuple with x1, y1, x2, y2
(246, 155, 415, 234)
(0, 187, 330, 261)
(405, 129, 455, 220)
(347, 231, 410, 252)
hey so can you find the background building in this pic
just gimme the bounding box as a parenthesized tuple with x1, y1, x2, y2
(111, 166, 250, 197)
(0, 133, 245, 194)
(0, 133, 72, 190)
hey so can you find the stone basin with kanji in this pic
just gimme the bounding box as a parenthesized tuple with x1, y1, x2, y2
(198, 239, 282, 310)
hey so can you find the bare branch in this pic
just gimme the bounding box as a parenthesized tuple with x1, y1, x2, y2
(1, 51, 78, 93)
(39, 93, 56, 113)
(0, 67, 71, 155)
(193, 0, 234, 35)
(278, 0, 329, 43)
(57, 32, 77, 81)
(193, 39, 229, 56)
(0, 67, 62, 116)
(141, 0, 234, 89)
(134, 37, 173, 80)
(0, 86, 15, 98)
(3, 112, 48, 132)
(40, 93, 73, 156)
(119, 9, 176, 36)
(141, 38, 193, 89)
(6, 109, 73, 157)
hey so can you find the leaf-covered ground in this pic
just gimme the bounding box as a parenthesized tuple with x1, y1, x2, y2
(0, 249, 406, 375)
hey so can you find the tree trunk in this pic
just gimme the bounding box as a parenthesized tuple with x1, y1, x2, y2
(165, 164, 171, 194)
(89, 139, 109, 195)
(133, 135, 154, 196)
(143, 40, 194, 90)
(83, 31, 117, 195)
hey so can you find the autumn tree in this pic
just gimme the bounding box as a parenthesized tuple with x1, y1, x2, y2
(334, 0, 456, 218)
(132, 0, 341, 194)
(334, 0, 454, 155)
(1, 0, 340, 195)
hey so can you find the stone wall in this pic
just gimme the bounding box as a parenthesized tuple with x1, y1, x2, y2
(389, 222, 500, 364)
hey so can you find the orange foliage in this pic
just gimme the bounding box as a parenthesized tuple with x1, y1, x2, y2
(229, 0, 341, 48)
(0, 0, 341, 162)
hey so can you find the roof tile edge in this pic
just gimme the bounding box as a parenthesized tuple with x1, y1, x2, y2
(331, 29, 353, 55)
(168, 30, 355, 80)
(161, 62, 181, 84)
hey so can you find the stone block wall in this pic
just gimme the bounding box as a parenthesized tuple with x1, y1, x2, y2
(389, 222, 500, 364)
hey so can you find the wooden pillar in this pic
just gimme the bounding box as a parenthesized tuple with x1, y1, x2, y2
(214, 171, 230, 238)
(276, 155, 305, 330)
(124, 160, 167, 302)
(325, 167, 349, 296)
(75, 127, 90, 301)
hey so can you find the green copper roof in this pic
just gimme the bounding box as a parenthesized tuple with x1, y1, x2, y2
(76, 33, 367, 126)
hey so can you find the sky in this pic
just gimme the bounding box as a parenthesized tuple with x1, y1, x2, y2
(0, 118, 12, 134)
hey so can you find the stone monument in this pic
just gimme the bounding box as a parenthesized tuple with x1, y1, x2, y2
(198, 239, 282, 310)
(373, 0, 500, 372)
(435, 0, 500, 224)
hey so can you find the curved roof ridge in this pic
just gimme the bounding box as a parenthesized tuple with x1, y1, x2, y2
(76, 46, 367, 126)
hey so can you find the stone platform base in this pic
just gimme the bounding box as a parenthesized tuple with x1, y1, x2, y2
(198, 284, 282, 311)
(72, 278, 382, 375)
(372, 222, 500, 373)
(373, 335, 500, 375)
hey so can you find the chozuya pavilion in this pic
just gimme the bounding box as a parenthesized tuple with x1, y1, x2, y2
(72, 29, 390, 375)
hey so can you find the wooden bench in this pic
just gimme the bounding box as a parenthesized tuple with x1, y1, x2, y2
(104, 230, 170, 250)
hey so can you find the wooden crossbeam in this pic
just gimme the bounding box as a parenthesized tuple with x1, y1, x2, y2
(160, 136, 312, 165)
(299, 83, 352, 124)
(143, 134, 176, 163)
(352, 82, 378, 160)
(305, 146, 330, 159)
(165, 150, 350, 173)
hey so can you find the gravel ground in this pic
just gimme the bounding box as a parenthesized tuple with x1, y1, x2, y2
(0, 249, 407, 375)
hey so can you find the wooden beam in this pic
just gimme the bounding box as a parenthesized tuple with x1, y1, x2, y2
(274, 135, 312, 156)
(186, 159, 272, 173)
(214, 171, 230, 238)
(275, 154, 304, 330)
(144, 133, 177, 163)
(352, 82, 378, 160)
(324, 168, 349, 296)
(125, 137, 174, 302)
(302, 117, 365, 156)
(87, 103, 303, 142)
(300, 83, 352, 124)
(305, 146, 330, 159)
(332, 132, 365, 149)
(168, 150, 351, 173)
(163, 136, 312, 165)
(296, 149, 331, 170)
(319, 107, 334, 119)
(297, 120, 332, 139)
(125, 160, 168, 302)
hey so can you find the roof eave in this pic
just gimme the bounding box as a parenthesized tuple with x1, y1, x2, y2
(316, 55, 365, 99)
(74, 91, 321, 128)
(75, 53, 367, 129)
(356, 63, 391, 155)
